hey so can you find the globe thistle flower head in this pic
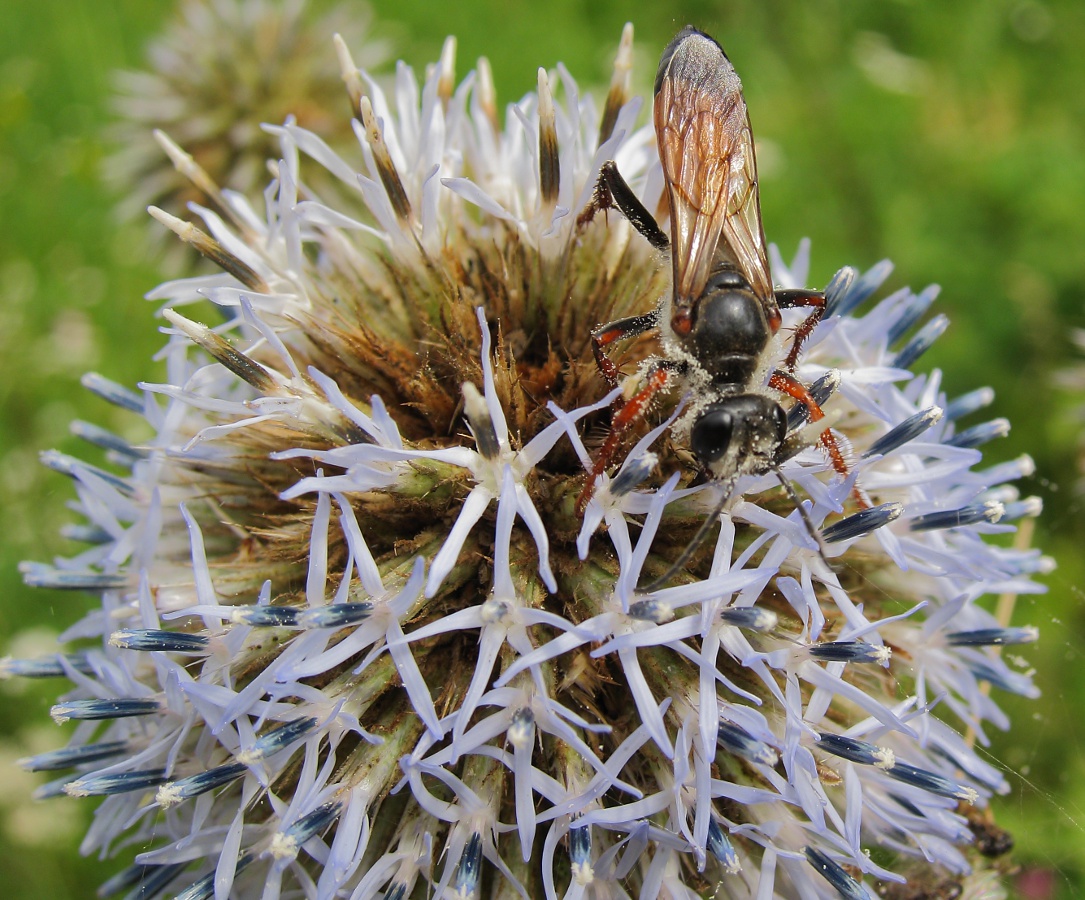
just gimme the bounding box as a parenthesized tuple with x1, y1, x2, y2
(106, 0, 390, 263)
(8, 21, 1050, 900)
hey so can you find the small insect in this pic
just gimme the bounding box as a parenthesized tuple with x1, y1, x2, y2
(578, 27, 853, 583)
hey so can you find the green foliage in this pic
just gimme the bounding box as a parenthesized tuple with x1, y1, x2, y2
(1, 0, 1082, 895)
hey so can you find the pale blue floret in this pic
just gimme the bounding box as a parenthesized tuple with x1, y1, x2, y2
(804, 846, 873, 900)
(892, 312, 949, 369)
(0, 653, 94, 678)
(909, 500, 1004, 531)
(110, 628, 209, 652)
(64, 767, 168, 797)
(885, 283, 940, 346)
(80, 371, 145, 412)
(50, 698, 160, 722)
(173, 853, 256, 900)
(945, 416, 1011, 448)
(943, 385, 996, 421)
(814, 732, 892, 767)
(821, 502, 903, 543)
(246, 717, 321, 760)
(158, 761, 248, 802)
(716, 720, 779, 766)
(18, 739, 129, 772)
(96, 862, 189, 899)
(70, 419, 149, 460)
(861, 406, 943, 458)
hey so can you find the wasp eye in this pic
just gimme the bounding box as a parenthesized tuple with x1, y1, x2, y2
(771, 403, 788, 441)
(691, 406, 735, 464)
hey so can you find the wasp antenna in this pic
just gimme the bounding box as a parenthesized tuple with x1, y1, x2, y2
(641, 476, 736, 593)
(772, 466, 831, 570)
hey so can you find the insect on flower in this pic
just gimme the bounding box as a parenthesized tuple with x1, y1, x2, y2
(577, 26, 852, 579)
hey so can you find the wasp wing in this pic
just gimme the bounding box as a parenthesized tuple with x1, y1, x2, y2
(653, 28, 773, 308)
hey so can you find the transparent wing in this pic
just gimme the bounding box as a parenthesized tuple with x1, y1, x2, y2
(653, 28, 772, 307)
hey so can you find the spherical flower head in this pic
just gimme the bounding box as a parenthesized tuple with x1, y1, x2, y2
(105, 0, 390, 264)
(7, 21, 1048, 900)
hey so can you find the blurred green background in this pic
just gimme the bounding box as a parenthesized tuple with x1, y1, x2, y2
(2, 0, 1083, 896)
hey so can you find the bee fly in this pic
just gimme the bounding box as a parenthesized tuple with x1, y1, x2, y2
(578, 27, 855, 586)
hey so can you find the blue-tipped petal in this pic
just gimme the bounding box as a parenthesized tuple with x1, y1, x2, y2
(945, 418, 1010, 449)
(230, 605, 300, 627)
(965, 658, 1039, 696)
(454, 832, 483, 897)
(59, 523, 113, 544)
(716, 721, 779, 766)
(807, 642, 891, 664)
(508, 707, 534, 747)
(886, 761, 978, 803)
(70, 420, 148, 459)
(822, 266, 856, 316)
(707, 819, 741, 874)
(569, 824, 591, 868)
(886, 284, 939, 346)
(892, 313, 949, 370)
(240, 716, 320, 762)
(280, 801, 341, 846)
(719, 606, 778, 632)
(40, 450, 135, 497)
(804, 847, 871, 900)
(822, 503, 903, 543)
(21, 566, 127, 591)
(943, 386, 995, 421)
(909, 501, 1003, 532)
(827, 260, 891, 317)
(383, 884, 407, 900)
(173, 854, 254, 900)
(110, 629, 209, 653)
(862, 408, 942, 458)
(97, 862, 189, 899)
(815, 732, 894, 768)
(0, 653, 93, 679)
(627, 598, 673, 623)
(64, 768, 168, 797)
(81, 372, 144, 413)
(295, 602, 373, 629)
(19, 740, 130, 772)
(157, 762, 248, 806)
(609, 452, 657, 497)
(945, 627, 1038, 647)
(51, 698, 160, 722)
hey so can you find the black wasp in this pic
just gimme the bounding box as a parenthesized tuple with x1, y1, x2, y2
(577, 27, 852, 580)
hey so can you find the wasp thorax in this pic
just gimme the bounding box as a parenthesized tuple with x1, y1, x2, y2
(690, 395, 788, 469)
(685, 279, 772, 386)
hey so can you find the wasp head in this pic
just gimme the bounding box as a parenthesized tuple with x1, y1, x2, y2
(690, 394, 787, 478)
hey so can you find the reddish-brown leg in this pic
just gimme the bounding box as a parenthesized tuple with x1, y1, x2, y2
(577, 362, 673, 512)
(775, 289, 826, 373)
(770, 369, 868, 507)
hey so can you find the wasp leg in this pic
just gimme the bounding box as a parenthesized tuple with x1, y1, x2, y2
(775, 289, 826, 373)
(577, 359, 679, 512)
(591, 309, 662, 390)
(769, 369, 868, 507)
(576, 161, 670, 251)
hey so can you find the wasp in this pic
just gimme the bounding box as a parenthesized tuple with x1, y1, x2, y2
(578, 27, 853, 579)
